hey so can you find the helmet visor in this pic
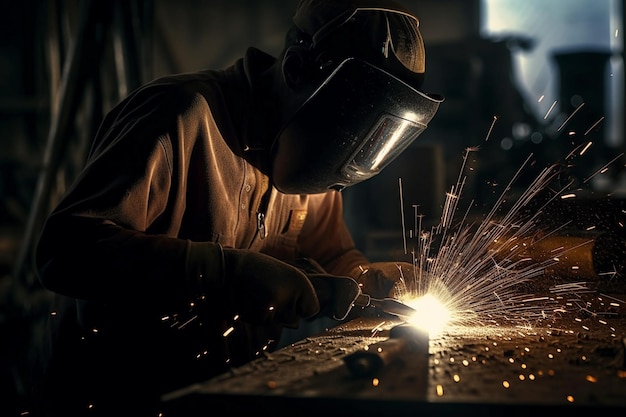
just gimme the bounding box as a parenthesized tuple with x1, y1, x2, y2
(342, 113, 426, 182)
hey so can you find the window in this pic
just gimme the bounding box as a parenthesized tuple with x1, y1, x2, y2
(481, 0, 623, 150)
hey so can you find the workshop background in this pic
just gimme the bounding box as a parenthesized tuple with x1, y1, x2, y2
(0, 0, 624, 415)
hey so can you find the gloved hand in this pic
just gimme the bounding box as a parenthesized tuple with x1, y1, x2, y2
(352, 261, 417, 299)
(221, 248, 320, 328)
(286, 258, 362, 321)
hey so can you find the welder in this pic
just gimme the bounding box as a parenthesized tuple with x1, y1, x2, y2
(30, 0, 442, 415)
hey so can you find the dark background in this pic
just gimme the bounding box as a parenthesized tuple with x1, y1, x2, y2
(0, 0, 624, 414)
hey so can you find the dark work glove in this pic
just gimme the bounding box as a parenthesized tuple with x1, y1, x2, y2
(221, 248, 320, 328)
(286, 258, 361, 321)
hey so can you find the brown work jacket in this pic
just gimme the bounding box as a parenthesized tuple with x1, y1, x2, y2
(32, 47, 368, 414)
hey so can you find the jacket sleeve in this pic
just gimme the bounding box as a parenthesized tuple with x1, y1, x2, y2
(297, 191, 370, 278)
(35, 85, 224, 311)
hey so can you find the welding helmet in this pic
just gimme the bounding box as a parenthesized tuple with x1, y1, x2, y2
(270, 0, 443, 194)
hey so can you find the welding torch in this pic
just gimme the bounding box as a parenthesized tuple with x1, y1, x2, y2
(352, 292, 417, 321)
(308, 273, 417, 321)
(290, 258, 417, 321)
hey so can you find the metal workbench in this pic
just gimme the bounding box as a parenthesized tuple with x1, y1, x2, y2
(161, 306, 626, 416)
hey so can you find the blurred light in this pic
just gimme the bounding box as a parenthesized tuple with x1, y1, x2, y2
(500, 137, 514, 150)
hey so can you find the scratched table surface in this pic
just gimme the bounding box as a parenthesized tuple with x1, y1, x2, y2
(162, 307, 626, 416)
